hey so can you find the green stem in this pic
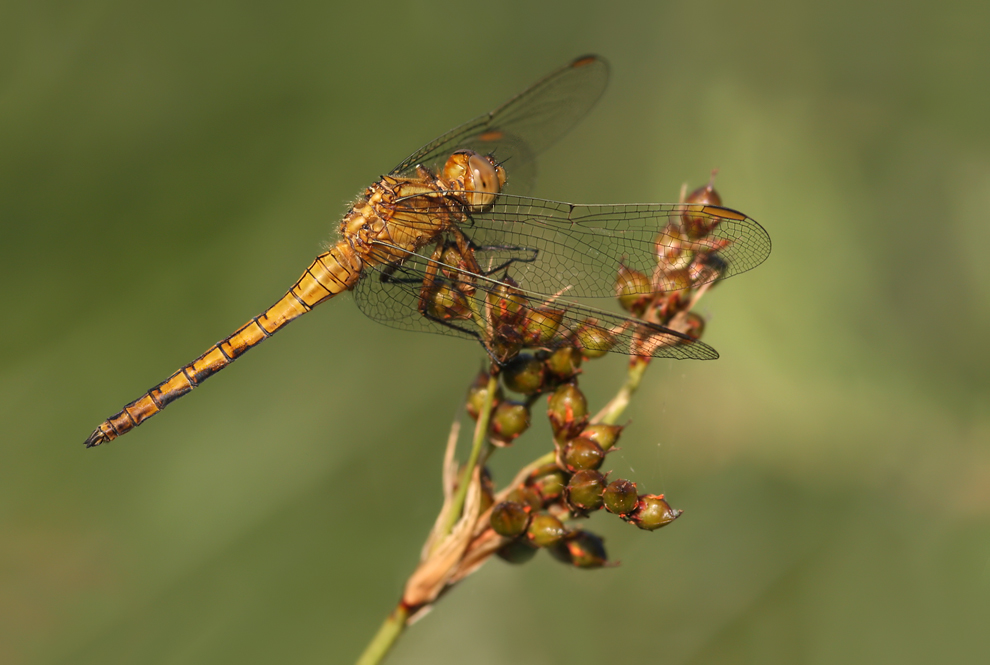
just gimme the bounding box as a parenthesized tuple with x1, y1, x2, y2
(355, 603, 409, 665)
(439, 372, 498, 540)
(595, 357, 649, 425)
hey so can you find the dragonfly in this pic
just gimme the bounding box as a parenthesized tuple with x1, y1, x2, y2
(84, 55, 771, 448)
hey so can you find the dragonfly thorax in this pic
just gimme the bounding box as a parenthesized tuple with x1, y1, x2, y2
(441, 150, 506, 211)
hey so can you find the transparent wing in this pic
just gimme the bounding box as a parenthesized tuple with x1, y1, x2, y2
(352, 240, 719, 361)
(389, 55, 609, 194)
(385, 194, 771, 299)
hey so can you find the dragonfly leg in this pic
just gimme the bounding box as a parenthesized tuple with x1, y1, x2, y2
(378, 262, 399, 283)
(470, 244, 540, 276)
(450, 226, 485, 275)
(416, 240, 447, 314)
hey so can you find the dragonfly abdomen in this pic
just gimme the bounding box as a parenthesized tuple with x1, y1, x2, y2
(84, 241, 361, 447)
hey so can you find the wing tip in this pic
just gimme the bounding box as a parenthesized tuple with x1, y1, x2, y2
(571, 54, 602, 68)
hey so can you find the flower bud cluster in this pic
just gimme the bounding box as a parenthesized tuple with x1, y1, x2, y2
(481, 378, 681, 570)
(617, 179, 735, 358)
(403, 178, 745, 621)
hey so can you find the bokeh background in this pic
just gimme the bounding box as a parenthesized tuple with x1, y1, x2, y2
(3, 1, 989, 663)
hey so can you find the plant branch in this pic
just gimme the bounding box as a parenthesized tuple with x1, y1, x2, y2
(355, 603, 409, 665)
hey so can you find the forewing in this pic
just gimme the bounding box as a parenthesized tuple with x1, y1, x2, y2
(391, 195, 771, 299)
(389, 55, 609, 194)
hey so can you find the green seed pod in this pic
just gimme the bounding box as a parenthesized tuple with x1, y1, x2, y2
(573, 320, 616, 359)
(545, 345, 583, 378)
(603, 479, 638, 515)
(562, 436, 605, 472)
(550, 531, 608, 569)
(528, 465, 568, 503)
(655, 222, 686, 267)
(503, 354, 547, 395)
(547, 383, 589, 441)
(490, 501, 531, 538)
(487, 277, 528, 325)
(496, 538, 539, 564)
(578, 423, 624, 452)
(490, 401, 531, 445)
(615, 264, 652, 314)
(521, 307, 565, 347)
(630, 494, 682, 531)
(565, 469, 606, 512)
(527, 513, 567, 548)
(423, 283, 471, 320)
(507, 485, 543, 511)
(466, 372, 503, 420)
(439, 244, 468, 272)
(657, 268, 692, 294)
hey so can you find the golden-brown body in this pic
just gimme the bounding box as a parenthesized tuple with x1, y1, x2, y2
(84, 152, 504, 447)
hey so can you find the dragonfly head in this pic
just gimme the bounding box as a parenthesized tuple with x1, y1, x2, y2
(442, 149, 506, 210)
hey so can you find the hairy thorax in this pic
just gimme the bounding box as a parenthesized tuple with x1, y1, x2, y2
(338, 150, 507, 272)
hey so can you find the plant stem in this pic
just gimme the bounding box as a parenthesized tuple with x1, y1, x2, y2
(438, 372, 497, 542)
(355, 603, 409, 665)
(593, 357, 649, 425)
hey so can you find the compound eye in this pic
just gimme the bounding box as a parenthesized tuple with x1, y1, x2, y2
(442, 150, 506, 210)
(465, 153, 506, 209)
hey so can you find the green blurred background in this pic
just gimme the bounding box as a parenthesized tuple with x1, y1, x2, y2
(3, 1, 988, 663)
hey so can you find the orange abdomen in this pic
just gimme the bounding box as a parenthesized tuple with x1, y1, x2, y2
(84, 241, 360, 448)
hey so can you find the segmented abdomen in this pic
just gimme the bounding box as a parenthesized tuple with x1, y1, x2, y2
(84, 240, 360, 447)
